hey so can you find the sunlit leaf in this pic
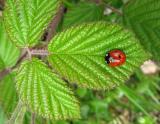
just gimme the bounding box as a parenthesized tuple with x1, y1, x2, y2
(48, 22, 149, 89)
(16, 58, 80, 120)
(4, 0, 60, 47)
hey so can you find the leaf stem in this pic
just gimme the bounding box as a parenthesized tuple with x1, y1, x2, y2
(30, 49, 49, 56)
(0, 48, 49, 80)
(27, 48, 32, 60)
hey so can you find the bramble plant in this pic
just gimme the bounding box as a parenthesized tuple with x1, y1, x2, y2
(0, 0, 160, 124)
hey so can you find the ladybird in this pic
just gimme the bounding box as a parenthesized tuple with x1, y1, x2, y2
(105, 49, 126, 67)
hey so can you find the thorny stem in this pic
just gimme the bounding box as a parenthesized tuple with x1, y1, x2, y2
(46, 5, 65, 42)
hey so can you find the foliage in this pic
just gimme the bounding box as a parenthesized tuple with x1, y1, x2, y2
(123, 0, 160, 61)
(16, 58, 80, 120)
(3, 0, 60, 47)
(0, 19, 20, 70)
(62, 2, 105, 29)
(48, 22, 148, 89)
(0, 0, 160, 123)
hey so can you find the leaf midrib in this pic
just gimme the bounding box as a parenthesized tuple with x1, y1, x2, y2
(49, 52, 105, 57)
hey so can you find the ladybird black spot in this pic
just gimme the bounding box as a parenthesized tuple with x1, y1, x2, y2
(105, 54, 110, 64)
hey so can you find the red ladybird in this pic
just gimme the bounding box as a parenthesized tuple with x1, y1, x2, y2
(105, 50, 126, 67)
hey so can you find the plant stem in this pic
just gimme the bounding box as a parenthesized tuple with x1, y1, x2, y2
(46, 5, 65, 42)
(94, 0, 102, 4)
(0, 48, 49, 80)
(0, 51, 27, 80)
(31, 113, 35, 124)
(106, 5, 122, 16)
(0, 4, 65, 80)
(0, 68, 11, 80)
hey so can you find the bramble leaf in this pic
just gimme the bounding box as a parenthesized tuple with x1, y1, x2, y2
(0, 20, 20, 70)
(48, 22, 149, 89)
(123, 0, 160, 61)
(62, 2, 105, 29)
(3, 0, 60, 47)
(16, 58, 80, 120)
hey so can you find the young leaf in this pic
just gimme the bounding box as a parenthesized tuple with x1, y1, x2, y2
(0, 20, 20, 70)
(48, 22, 149, 89)
(0, 73, 18, 116)
(3, 0, 60, 47)
(16, 58, 80, 120)
(62, 2, 105, 29)
(123, 0, 160, 61)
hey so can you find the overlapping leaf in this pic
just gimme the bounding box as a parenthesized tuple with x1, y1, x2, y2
(123, 0, 160, 61)
(48, 22, 149, 89)
(62, 2, 105, 29)
(0, 20, 20, 70)
(16, 58, 80, 120)
(0, 73, 18, 116)
(3, 0, 60, 47)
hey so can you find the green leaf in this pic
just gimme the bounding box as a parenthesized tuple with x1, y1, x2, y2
(123, 0, 160, 61)
(0, 107, 6, 124)
(0, 73, 18, 116)
(23, 112, 44, 124)
(16, 58, 80, 120)
(62, 2, 105, 29)
(0, 20, 20, 70)
(48, 22, 149, 89)
(3, 0, 60, 47)
(0, 58, 5, 70)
